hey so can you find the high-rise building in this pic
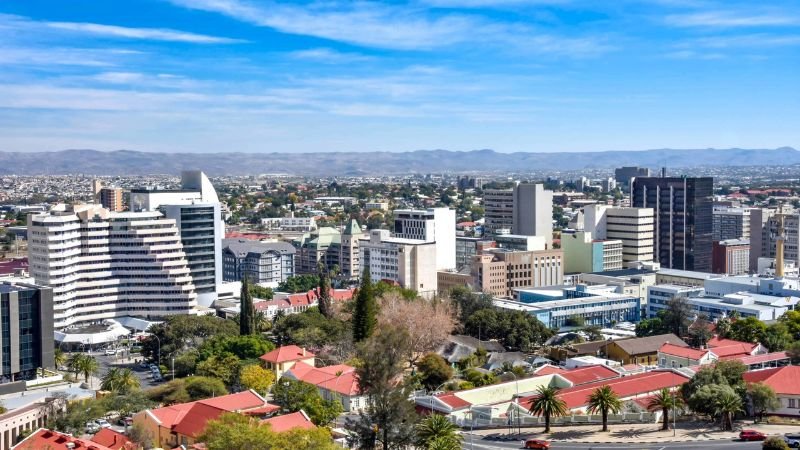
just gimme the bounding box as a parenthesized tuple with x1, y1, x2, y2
(292, 220, 362, 278)
(0, 280, 54, 383)
(129, 171, 222, 307)
(584, 205, 655, 265)
(614, 167, 651, 186)
(471, 248, 563, 298)
(483, 183, 553, 246)
(712, 239, 750, 275)
(99, 187, 124, 212)
(750, 207, 799, 273)
(631, 177, 713, 272)
(222, 239, 295, 284)
(359, 230, 437, 298)
(28, 204, 196, 329)
(393, 208, 456, 270)
(455, 237, 495, 270)
(561, 231, 623, 273)
(713, 206, 751, 241)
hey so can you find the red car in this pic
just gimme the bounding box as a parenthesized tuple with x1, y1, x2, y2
(524, 439, 551, 449)
(740, 430, 767, 441)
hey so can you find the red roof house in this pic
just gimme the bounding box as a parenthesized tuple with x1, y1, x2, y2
(14, 428, 114, 450)
(90, 428, 134, 449)
(743, 366, 800, 416)
(556, 365, 620, 386)
(261, 411, 316, 433)
(260, 345, 317, 378)
(658, 343, 718, 367)
(284, 361, 366, 412)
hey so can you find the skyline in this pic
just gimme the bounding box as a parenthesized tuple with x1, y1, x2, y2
(0, 0, 798, 154)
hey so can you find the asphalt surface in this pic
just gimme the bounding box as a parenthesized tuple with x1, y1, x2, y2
(94, 351, 164, 390)
(462, 435, 765, 450)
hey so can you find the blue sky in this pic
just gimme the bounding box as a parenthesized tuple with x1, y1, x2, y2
(0, 0, 798, 154)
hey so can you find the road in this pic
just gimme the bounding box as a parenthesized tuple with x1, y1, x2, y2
(462, 435, 764, 450)
(94, 352, 163, 390)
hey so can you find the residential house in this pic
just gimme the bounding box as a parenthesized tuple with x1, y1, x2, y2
(743, 366, 800, 416)
(605, 334, 687, 365)
(13, 429, 114, 450)
(657, 343, 718, 368)
(0, 397, 65, 450)
(437, 335, 505, 365)
(283, 362, 368, 412)
(723, 352, 790, 371)
(261, 411, 316, 432)
(253, 288, 354, 320)
(90, 428, 133, 449)
(260, 345, 317, 379)
(707, 336, 765, 359)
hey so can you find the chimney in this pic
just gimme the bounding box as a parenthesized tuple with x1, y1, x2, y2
(302, 347, 306, 357)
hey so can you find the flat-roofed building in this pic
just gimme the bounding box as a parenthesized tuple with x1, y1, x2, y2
(471, 248, 563, 298)
(360, 229, 438, 298)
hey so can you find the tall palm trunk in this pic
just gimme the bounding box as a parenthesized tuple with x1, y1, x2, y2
(602, 409, 608, 432)
(662, 407, 669, 431)
(544, 412, 551, 433)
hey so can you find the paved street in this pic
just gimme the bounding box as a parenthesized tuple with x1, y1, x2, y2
(92, 351, 164, 390)
(462, 438, 763, 449)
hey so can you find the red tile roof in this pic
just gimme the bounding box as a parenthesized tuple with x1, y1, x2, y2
(558, 365, 620, 386)
(658, 343, 711, 360)
(710, 343, 758, 358)
(743, 366, 800, 395)
(172, 402, 226, 439)
(0, 257, 27, 275)
(91, 428, 133, 449)
(287, 361, 360, 396)
(722, 351, 789, 365)
(434, 393, 472, 410)
(522, 370, 690, 410)
(255, 288, 355, 311)
(14, 428, 114, 450)
(533, 365, 567, 375)
(261, 411, 316, 433)
(260, 345, 315, 363)
(147, 390, 268, 431)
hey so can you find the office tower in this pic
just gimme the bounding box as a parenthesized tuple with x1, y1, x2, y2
(750, 207, 800, 273)
(713, 206, 751, 241)
(28, 204, 196, 329)
(561, 231, 623, 273)
(359, 230, 437, 298)
(222, 239, 295, 284)
(455, 237, 495, 270)
(601, 178, 617, 193)
(0, 281, 54, 382)
(393, 208, 456, 270)
(584, 205, 655, 264)
(99, 187, 124, 212)
(575, 177, 589, 192)
(339, 219, 363, 279)
(129, 171, 222, 307)
(293, 220, 363, 278)
(91, 179, 103, 203)
(614, 167, 651, 186)
(712, 239, 750, 275)
(483, 183, 553, 246)
(483, 188, 514, 236)
(631, 177, 713, 272)
(471, 248, 563, 298)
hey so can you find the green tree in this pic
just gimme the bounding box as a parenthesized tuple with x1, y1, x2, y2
(197, 353, 241, 386)
(417, 354, 453, 391)
(715, 316, 733, 339)
(199, 412, 338, 450)
(272, 378, 342, 425)
(240, 364, 275, 395)
(779, 310, 800, 340)
(661, 296, 692, 337)
(277, 274, 320, 293)
(352, 269, 378, 342)
(142, 315, 238, 364)
(76, 354, 99, 386)
(240, 276, 256, 336)
(687, 315, 713, 348)
(586, 385, 623, 432)
(100, 367, 140, 394)
(317, 261, 333, 319)
(763, 436, 791, 450)
(528, 385, 568, 433)
(273, 307, 349, 349)
(198, 334, 275, 361)
(647, 388, 682, 431)
(748, 382, 780, 423)
(787, 341, 800, 364)
(763, 323, 792, 352)
(714, 387, 743, 431)
(184, 376, 228, 400)
(53, 348, 66, 370)
(728, 317, 767, 343)
(416, 414, 462, 450)
(249, 284, 274, 300)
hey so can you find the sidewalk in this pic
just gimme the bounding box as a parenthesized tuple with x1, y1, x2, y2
(466, 421, 800, 444)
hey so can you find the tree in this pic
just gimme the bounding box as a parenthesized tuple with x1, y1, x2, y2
(248, 284, 274, 300)
(714, 387, 743, 431)
(142, 315, 238, 364)
(317, 262, 333, 319)
(197, 353, 241, 386)
(184, 376, 228, 400)
(715, 316, 733, 339)
(76, 354, 99, 386)
(100, 367, 140, 394)
(240, 364, 275, 395)
(528, 385, 568, 433)
(763, 436, 791, 450)
(240, 276, 256, 336)
(128, 422, 155, 450)
(273, 307, 349, 349)
(199, 412, 338, 450)
(687, 315, 713, 348)
(346, 325, 418, 450)
(277, 274, 320, 293)
(728, 317, 767, 343)
(748, 382, 780, 423)
(448, 286, 492, 325)
(647, 388, 681, 431)
(464, 308, 552, 352)
(54, 348, 66, 370)
(779, 310, 800, 340)
(417, 354, 453, 391)
(586, 386, 623, 432)
(198, 334, 275, 361)
(352, 269, 378, 342)
(379, 293, 456, 365)
(763, 323, 792, 352)
(416, 414, 462, 450)
(661, 296, 692, 337)
(787, 341, 800, 364)
(272, 378, 342, 426)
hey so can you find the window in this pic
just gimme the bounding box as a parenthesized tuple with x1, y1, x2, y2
(790, 398, 797, 409)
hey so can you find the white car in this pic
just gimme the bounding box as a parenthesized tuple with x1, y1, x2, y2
(104, 348, 116, 356)
(786, 435, 800, 448)
(95, 419, 112, 429)
(85, 422, 100, 433)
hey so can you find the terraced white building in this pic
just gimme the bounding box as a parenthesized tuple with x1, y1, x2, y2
(28, 204, 197, 329)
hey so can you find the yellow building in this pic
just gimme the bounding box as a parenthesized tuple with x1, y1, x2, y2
(260, 345, 316, 379)
(605, 333, 687, 365)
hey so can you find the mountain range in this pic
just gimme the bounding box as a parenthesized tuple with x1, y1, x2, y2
(0, 147, 796, 176)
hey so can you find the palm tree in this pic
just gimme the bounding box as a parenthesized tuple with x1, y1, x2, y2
(586, 385, 623, 432)
(647, 388, 682, 431)
(101, 367, 140, 394)
(416, 414, 462, 450)
(76, 355, 99, 387)
(714, 389, 743, 431)
(528, 385, 568, 433)
(53, 348, 66, 371)
(66, 353, 83, 380)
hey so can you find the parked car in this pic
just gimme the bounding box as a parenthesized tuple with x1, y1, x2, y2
(104, 348, 116, 356)
(740, 430, 767, 441)
(118, 416, 134, 427)
(152, 374, 163, 382)
(95, 419, 112, 429)
(786, 435, 800, 448)
(85, 422, 100, 433)
(524, 439, 551, 449)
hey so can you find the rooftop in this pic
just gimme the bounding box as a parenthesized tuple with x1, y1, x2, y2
(260, 345, 315, 364)
(612, 334, 687, 356)
(743, 366, 800, 395)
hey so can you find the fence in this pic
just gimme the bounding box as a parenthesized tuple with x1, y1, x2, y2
(455, 412, 659, 429)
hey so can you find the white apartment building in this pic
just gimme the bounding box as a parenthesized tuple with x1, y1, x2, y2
(359, 230, 437, 298)
(584, 205, 654, 265)
(483, 183, 553, 246)
(713, 206, 751, 241)
(129, 171, 222, 307)
(28, 204, 197, 330)
(393, 208, 456, 270)
(261, 215, 317, 232)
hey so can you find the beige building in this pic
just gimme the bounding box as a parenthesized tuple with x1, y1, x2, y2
(437, 270, 473, 294)
(583, 205, 654, 265)
(471, 248, 563, 298)
(292, 220, 362, 278)
(0, 397, 65, 450)
(359, 229, 437, 298)
(99, 187, 124, 212)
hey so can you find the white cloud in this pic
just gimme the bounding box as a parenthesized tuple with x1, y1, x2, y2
(421, 0, 569, 7)
(44, 21, 246, 43)
(665, 11, 800, 28)
(679, 34, 800, 49)
(287, 48, 374, 63)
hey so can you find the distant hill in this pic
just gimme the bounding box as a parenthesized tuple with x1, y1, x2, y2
(0, 147, 796, 176)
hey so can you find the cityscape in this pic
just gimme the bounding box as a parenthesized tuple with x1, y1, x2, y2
(1, 1, 799, 450)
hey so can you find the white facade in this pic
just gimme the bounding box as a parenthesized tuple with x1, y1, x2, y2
(393, 207, 456, 271)
(584, 205, 655, 264)
(28, 204, 197, 329)
(512, 183, 553, 247)
(261, 216, 317, 232)
(713, 206, 751, 241)
(359, 230, 437, 298)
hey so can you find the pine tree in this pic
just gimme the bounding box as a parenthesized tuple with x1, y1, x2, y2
(240, 276, 255, 335)
(352, 269, 378, 342)
(317, 262, 332, 318)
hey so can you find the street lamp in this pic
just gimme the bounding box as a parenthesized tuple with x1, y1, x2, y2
(428, 382, 449, 415)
